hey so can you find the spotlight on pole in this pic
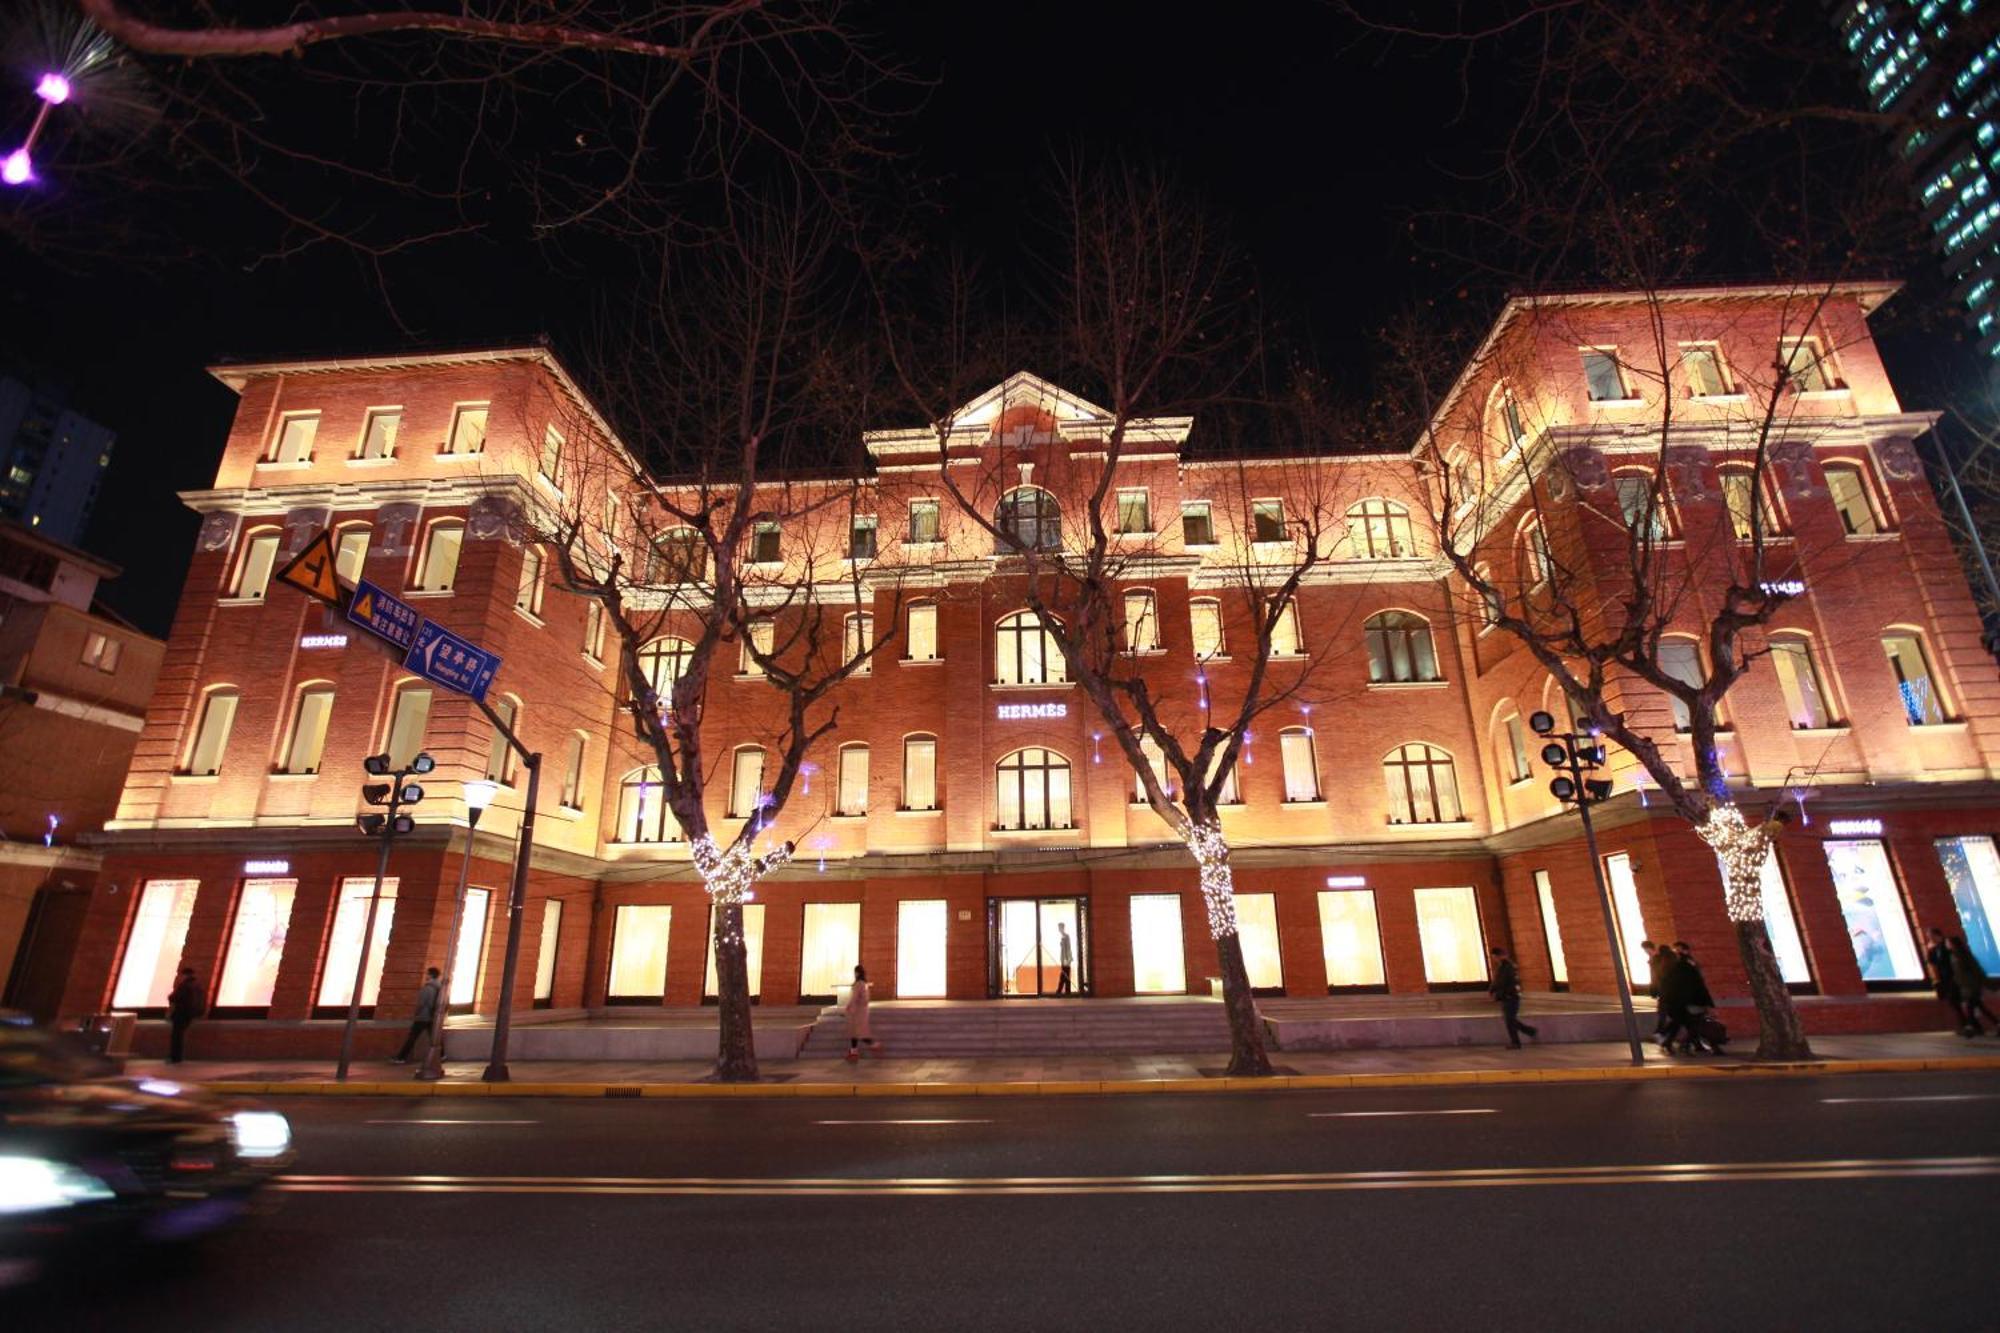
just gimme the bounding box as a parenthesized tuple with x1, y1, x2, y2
(1527, 710, 1556, 735)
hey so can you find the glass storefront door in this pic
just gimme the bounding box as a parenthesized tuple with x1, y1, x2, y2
(896, 900, 949, 998)
(987, 896, 1091, 997)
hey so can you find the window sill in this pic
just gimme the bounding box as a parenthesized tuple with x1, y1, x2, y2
(1125, 648, 1169, 658)
(1195, 654, 1229, 664)
(1792, 725, 1850, 738)
(434, 450, 484, 462)
(1734, 533, 1794, 544)
(733, 672, 767, 682)
(990, 679, 1074, 691)
(254, 459, 313, 472)
(1183, 540, 1218, 551)
(991, 825, 1078, 837)
(1115, 529, 1157, 539)
(843, 553, 878, 565)
(1794, 387, 1851, 401)
(582, 653, 605, 671)
(1507, 776, 1534, 789)
(1269, 651, 1308, 662)
(901, 656, 944, 666)
(346, 456, 397, 468)
(1689, 392, 1747, 404)
(1386, 819, 1474, 830)
(1587, 397, 1646, 408)
(896, 807, 942, 817)
(830, 812, 868, 822)
(548, 804, 584, 821)
(1908, 719, 1969, 733)
(746, 559, 784, 570)
(216, 595, 269, 608)
(404, 588, 455, 600)
(268, 771, 319, 782)
(170, 773, 221, 785)
(535, 472, 564, 498)
(1674, 727, 1736, 737)
(513, 606, 545, 628)
(1280, 799, 1328, 809)
(1843, 531, 1900, 543)
(1367, 679, 1448, 690)
(606, 839, 687, 849)
(902, 540, 944, 552)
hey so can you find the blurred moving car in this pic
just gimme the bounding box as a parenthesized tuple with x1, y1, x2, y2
(0, 1012, 292, 1288)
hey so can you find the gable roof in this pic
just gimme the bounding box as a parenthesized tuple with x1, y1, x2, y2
(864, 371, 1195, 458)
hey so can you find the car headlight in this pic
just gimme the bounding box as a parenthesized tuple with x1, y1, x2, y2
(229, 1110, 292, 1159)
(0, 1155, 117, 1214)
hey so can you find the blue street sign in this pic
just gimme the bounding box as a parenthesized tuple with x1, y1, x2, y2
(346, 578, 423, 652)
(404, 619, 502, 703)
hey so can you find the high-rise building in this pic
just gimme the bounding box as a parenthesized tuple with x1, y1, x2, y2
(0, 376, 116, 544)
(1836, 3, 2000, 357)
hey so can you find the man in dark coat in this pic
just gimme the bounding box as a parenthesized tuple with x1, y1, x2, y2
(1926, 927, 1969, 1034)
(1642, 941, 1676, 1046)
(1488, 947, 1537, 1048)
(167, 967, 203, 1064)
(393, 967, 443, 1064)
(1659, 942, 1717, 1054)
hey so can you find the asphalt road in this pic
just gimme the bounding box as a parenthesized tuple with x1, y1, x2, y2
(14, 1071, 2000, 1332)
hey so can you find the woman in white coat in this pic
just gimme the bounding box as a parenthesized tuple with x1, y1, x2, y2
(845, 964, 881, 1060)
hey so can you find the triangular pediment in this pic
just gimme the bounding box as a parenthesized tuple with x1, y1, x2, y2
(864, 371, 1193, 457)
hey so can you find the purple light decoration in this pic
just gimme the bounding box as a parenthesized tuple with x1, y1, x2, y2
(44, 813, 59, 848)
(36, 73, 71, 105)
(1092, 731, 1102, 764)
(1, 150, 30, 186)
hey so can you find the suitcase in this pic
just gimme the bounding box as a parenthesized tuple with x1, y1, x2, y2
(1696, 1013, 1729, 1048)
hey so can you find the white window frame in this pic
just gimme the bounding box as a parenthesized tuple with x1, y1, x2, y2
(281, 684, 336, 775)
(902, 734, 938, 811)
(905, 602, 939, 661)
(730, 746, 767, 818)
(269, 411, 320, 464)
(357, 407, 402, 460)
(446, 403, 489, 456)
(836, 743, 870, 816)
(1279, 726, 1320, 802)
(414, 519, 465, 592)
(184, 687, 240, 776)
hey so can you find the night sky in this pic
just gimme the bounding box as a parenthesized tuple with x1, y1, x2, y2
(0, 2, 1940, 635)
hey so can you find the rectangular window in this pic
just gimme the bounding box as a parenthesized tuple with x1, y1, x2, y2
(387, 688, 433, 770)
(1181, 501, 1215, 546)
(234, 531, 281, 600)
(334, 527, 370, 585)
(730, 748, 766, 818)
(849, 515, 878, 560)
(1533, 871, 1568, 987)
(584, 600, 606, 661)
(185, 691, 238, 776)
(447, 404, 488, 455)
(538, 426, 564, 482)
(1825, 840, 1924, 983)
(271, 412, 319, 463)
(316, 877, 399, 1010)
(1123, 590, 1160, 652)
(1882, 633, 1946, 725)
(845, 613, 873, 675)
(704, 902, 767, 999)
(750, 522, 782, 564)
(81, 630, 120, 673)
(837, 746, 869, 816)
(1413, 886, 1488, 985)
(1824, 464, 1882, 536)
(741, 618, 774, 676)
(799, 901, 862, 1002)
(1251, 499, 1286, 543)
(1280, 728, 1320, 801)
(1129, 894, 1188, 994)
(903, 736, 937, 810)
(483, 697, 517, 784)
(534, 899, 563, 1003)
(214, 878, 297, 1011)
(1505, 714, 1532, 782)
(1771, 639, 1834, 729)
(1236, 892, 1284, 991)
(1601, 853, 1651, 983)
(514, 548, 543, 616)
(896, 899, 949, 998)
(1316, 889, 1385, 989)
(607, 904, 672, 1002)
(1658, 640, 1704, 732)
(1744, 849, 1813, 986)
(1270, 599, 1302, 657)
(1614, 473, 1667, 539)
(416, 522, 464, 591)
(1720, 472, 1771, 542)
(111, 879, 201, 1010)
(908, 499, 940, 544)
(358, 409, 401, 460)
(283, 687, 336, 774)
(1780, 337, 1833, 392)
(1935, 836, 2000, 973)
(1681, 344, 1729, 397)
(906, 603, 938, 660)
(1190, 599, 1224, 660)
(560, 732, 586, 809)
(448, 886, 491, 1007)
(1581, 349, 1627, 402)
(1116, 488, 1151, 534)
(1136, 736, 1171, 802)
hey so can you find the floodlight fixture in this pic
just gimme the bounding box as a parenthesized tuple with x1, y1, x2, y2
(399, 783, 425, 804)
(362, 783, 393, 805)
(1584, 779, 1615, 803)
(363, 753, 393, 776)
(1549, 776, 1577, 802)
(411, 752, 436, 775)
(1528, 710, 1556, 735)
(1540, 742, 1569, 768)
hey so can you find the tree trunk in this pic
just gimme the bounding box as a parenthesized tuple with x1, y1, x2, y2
(711, 901, 760, 1081)
(1731, 910, 1813, 1061)
(1214, 929, 1273, 1076)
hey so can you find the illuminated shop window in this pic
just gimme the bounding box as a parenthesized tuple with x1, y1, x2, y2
(1734, 849, 1812, 986)
(896, 899, 949, 998)
(607, 904, 672, 1002)
(1129, 893, 1187, 994)
(1600, 852, 1650, 983)
(1934, 836, 2000, 972)
(799, 901, 861, 1002)
(111, 879, 201, 1011)
(316, 877, 400, 1011)
(1235, 892, 1284, 991)
(995, 747, 1072, 831)
(449, 887, 492, 1007)
(1533, 871, 1567, 987)
(1825, 840, 1924, 984)
(214, 878, 297, 1012)
(703, 902, 766, 999)
(996, 610, 1065, 684)
(1316, 889, 1386, 990)
(535, 899, 563, 1004)
(1413, 886, 1488, 986)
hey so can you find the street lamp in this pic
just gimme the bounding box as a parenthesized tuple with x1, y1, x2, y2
(1528, 710, 1646, 1066)
(338, 752, 429, 1081)
(418, 779, 497, 1081)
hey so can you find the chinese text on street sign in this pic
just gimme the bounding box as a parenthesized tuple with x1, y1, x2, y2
(347, 578, 423, 652)
(405, 619, 502, 703)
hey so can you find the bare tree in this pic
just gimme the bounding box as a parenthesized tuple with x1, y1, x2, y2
(518, 189, 898, 1081)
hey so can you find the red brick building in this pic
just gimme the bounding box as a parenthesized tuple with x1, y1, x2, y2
(54, 285, 2000, 1055)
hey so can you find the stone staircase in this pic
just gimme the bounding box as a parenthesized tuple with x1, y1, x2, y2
(800, 998, 1234, 1058)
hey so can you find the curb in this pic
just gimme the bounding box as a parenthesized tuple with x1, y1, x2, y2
(203, 1054, 2000, 1100)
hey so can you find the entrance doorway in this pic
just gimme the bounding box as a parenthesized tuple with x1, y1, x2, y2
(987, 896, 1090, 997)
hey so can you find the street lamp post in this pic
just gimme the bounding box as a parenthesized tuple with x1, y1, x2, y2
(474, 693, 541, 1084)
(1527, 711, 1646, 1067)
(418, 779, 496, 1082)
(337, 750, 433, 1082)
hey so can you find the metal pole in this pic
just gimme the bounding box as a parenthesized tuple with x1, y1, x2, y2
(482, 753, 541, 1083)
(1940, 457, 2000, 614)
(418, 805, 483, 1082)
(336, 792, 399, 1083)
(1568, 744, 1646, 1067)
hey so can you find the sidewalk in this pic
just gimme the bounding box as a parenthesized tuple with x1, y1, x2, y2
(130, 1031, 2000, 1099)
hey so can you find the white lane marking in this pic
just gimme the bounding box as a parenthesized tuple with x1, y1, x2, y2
(1309, 1108, 1498, 1118)
(813, 1118, 995, 1126)
(366, 1118, 541, 1126)
(1819, 1094, 2000, 1105)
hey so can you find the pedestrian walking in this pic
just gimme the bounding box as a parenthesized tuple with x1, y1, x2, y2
(1947, 935, 1997, 1036)
(1488, 947, 1538, 1048)
(392, 967, 442, 1064)
(844, 964, 880, 1060)
(1926, 927, 1969, 1035)
(167, 966, 203, 1064)
(1642, 940, 1675, 1046)
(1055, 921, 1074, 996)
(1659, 942, 1718, 1055)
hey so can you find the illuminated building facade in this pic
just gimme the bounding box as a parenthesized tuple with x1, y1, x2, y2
(51, 283, 2000, 1056)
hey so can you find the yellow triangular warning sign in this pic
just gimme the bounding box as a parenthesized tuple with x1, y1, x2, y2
(352, 590, 374, 623)
(276, 529, 343, 606)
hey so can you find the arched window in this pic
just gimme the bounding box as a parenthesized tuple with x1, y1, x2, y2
(515, 545, 545, 616)
(1345, 499, 1416, 559)
(484, 695, 521, 784)
(1496, 708, 1532, 783)
(413, 518, 465, 592)
(1518, 522, 1553, 587)
(385, 682, 433, 769)
(1384, 744, 1463, 825)
(638, 637, 693, 704)
(996, 610, 1066, 685)
(334, 523, 371, 585)
(1718, 466, 1779, 541)
(996, 747, 1072, 830)
(903, 734, 938, 810)
(559, 732, 588, 809)
(1612, 470, 1669, 540)
(1882, 629, 1947, 726)
(232, 527, 283, 599)
(1770, 634, 1836, 729)
(1823, 462, 1884, 536)
(844, 612, 874, 676)
(1489, 384, 1529, 451)
(837, 743, 870, 816)
(1280, 726, 1320, 802)
(1269, 598, 1304, 658)
(1123, 590, 1160, 653)
(730, 746, 767, 818)
(1189, 597, 1225, 660)
(183, 685, 240, 776)
(1473, 563, 1503, 628)
(616, 766, 682, 843)
(1658, 637, 1706, 732)
(649, 527, 706, 584)
(1364, 611, 1439, 683)
(280, 682, 336, 775)
(996, 486, 1061, 552)
(1136, 735, 1172, 802)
